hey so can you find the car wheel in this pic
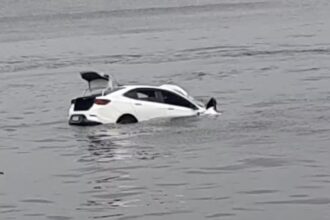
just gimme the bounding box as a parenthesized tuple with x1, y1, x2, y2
(116, 114, 138, 124)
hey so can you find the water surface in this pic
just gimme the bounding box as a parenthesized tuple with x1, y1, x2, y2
(1, 0, 330, 219)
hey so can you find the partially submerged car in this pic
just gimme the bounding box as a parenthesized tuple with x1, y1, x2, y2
(68, 71, 219, 125)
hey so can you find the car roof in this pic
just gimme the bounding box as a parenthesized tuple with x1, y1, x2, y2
(119, 84, 188, 96)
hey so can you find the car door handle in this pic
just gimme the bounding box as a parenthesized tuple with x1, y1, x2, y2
(135, 103, 142, 106)
(168, 108, 174, 110)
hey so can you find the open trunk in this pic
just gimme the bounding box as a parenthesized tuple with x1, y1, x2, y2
(81, 71, 109, 91)
(72, 93, 101, 111)
(70, 71, 109, 111)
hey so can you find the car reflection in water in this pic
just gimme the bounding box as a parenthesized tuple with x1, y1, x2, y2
(73, 123, 164, 164)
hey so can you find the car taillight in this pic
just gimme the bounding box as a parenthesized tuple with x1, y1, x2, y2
(94, 99, 110, 105)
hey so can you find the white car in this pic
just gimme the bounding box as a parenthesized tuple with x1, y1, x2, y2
(68, 71, 218, 125)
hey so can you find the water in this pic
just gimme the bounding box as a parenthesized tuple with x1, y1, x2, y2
(1, 0, 330, 219)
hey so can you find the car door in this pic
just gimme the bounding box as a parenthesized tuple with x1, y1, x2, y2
(159, 90, 198, 118)
(124, 88, 167, 121)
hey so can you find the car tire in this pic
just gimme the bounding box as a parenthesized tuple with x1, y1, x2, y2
(116, 114, 138, 124)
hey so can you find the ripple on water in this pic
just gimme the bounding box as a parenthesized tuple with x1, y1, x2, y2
(232, 207, 263, 212)
(118, 210, 193, 220)
(20, 199, 54, 204)
(256, 198, 330, 205)
(0, 205, 17, 210)
(46, 216, 73, 220)
(191, 196, 230, 201)
(238, 190, 279, 195)
(289, 194, 309, 198)
(206, 213, 236, 218)
(24, 213, 45, 217)
(187, 157, 289, 175)
(91, 214, 123, 219)
(240, 157, 289, 168)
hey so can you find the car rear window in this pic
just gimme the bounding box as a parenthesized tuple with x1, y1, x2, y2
(103, 87, 125, 95)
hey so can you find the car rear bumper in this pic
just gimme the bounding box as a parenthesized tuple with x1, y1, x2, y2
(69, 114, 102, 126)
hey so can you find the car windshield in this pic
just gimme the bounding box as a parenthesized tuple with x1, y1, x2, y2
(187, 95, 204, 108)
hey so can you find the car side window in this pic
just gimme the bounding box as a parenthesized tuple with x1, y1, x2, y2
(124, 89, 159, 102)
(161, 90, 197, 110)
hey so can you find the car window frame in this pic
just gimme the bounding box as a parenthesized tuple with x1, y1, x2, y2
(124, 87, 198, 110)
(123, 88, 163, 103)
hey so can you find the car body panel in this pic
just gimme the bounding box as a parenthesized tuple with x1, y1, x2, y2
(69, 83, 212, 125)
(163, 104, 198, 118)
(129, 99, 168, 121)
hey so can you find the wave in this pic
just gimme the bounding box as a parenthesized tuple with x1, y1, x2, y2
(0, 1, 270, 22)
(1, 46, 329, 74)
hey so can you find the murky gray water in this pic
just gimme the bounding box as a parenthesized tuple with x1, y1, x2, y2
(1, 0, 330, 219)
